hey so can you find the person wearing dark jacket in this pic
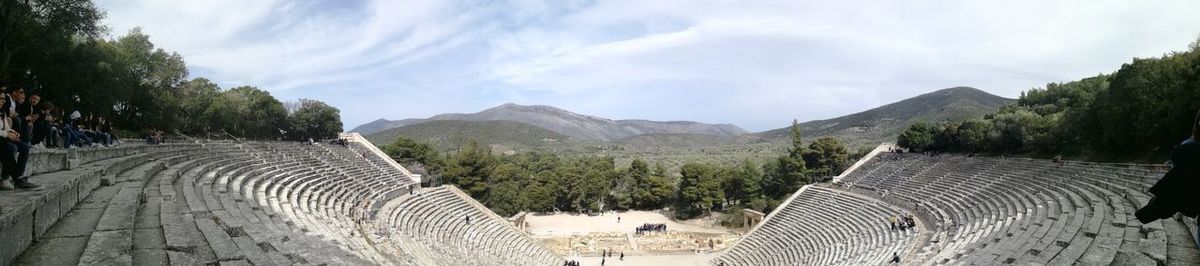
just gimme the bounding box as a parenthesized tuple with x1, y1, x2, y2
(1136, 109, 1200, 247)
(1, 86, 35, 189)
(0, 85, 37, 190)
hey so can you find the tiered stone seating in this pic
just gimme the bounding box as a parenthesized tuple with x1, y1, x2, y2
(829, 153, 1200, 266)
(712, 186, 915, 266)
(3, 144, 199, 265)
(374, 185, 564, 266)
(10, 135, 562, 265)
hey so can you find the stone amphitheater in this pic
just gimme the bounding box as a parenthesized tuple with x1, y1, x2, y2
(715, 149, 1200, 266)
(1, 136, 1197, 265)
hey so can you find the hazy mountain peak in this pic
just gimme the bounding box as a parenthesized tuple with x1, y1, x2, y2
(754, 86, 1014, 147)
(354, 103, 747, 140)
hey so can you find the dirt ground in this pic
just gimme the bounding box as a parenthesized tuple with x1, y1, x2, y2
(566, 252, 719, 266)
(525, 210, 731, 236)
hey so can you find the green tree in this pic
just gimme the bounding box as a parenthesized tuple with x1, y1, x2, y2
(524, 171, 559, 212)
(109, 28, 190, 130)
(486, 180, 527, 217)
(956, 119, 991, 152)
(770, 120, 808, 197)
(219, 86, 289, 139)
(174, 78, 222, 134)
(442, 140, 495, 199)
(723, 159, 762, 206)
(630, 159, 674, 209)
(897, 121, 935, 151)
(676, 162, 725, 219)
(288, 99, 343, 140)
(384, 136, 442, 167)
(0, 0, 105, 79)
(803, 137, 848, 178)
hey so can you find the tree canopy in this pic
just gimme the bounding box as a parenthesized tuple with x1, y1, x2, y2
(0, 1, 342, 140)
(896, 38, 1200, 162)
(381, 114, 845, 219)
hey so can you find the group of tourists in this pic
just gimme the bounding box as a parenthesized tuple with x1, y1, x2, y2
(634, 223, 666, 234)
(328, 138, 348, 147)
(0, 82, 123, 190)
(597, 249, 622, 265)
(144, 128, 164, 145)
(888, 214, 916, 232)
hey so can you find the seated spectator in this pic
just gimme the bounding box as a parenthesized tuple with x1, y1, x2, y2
(64, 110, 93, 148)
(30, 97, 50, 149)
(87, 116, 112, 146)
(145, 128, 163, 145)
(99, 117, 117, 145)
(43, 107, 61, 148)
(6, 85, 33, 185)
(0, 85, 37, 190)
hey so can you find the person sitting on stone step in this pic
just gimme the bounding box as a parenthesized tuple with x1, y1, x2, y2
(1136, 108, 1200, 247)
(0, 84, 37, 190)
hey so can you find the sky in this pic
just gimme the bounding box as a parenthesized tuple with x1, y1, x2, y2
(95, 0, 1200, 132)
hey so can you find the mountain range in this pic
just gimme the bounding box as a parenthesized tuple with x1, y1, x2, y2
(753, 86, 1015, 147)
(353, 86, 1014, 152)
(351, 103, 746, 140)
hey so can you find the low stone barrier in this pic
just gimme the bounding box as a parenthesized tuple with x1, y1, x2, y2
(0, 144, 195, 265)
(509, 212, 529, 232)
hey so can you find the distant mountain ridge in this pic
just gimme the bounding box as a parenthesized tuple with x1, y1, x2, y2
(363, 120, 568, 151)
(755, 86, 1014, 147)
(351, 103, 747, 140)
(355, 86, 1013, 152)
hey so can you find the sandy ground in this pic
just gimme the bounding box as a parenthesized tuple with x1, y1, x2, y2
(564, 253, 718, 266)
(525, 211, 730, 236)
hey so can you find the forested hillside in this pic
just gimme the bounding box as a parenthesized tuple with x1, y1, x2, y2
(898, 40, 1200, 162)
(365, 120, 569, 152)
(382, 121, 849, 220)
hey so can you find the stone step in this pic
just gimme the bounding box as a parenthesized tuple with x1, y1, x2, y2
(11, 152, 172, 265)
(1162, 215, 1200, 266)
(78, 160, 165, 265)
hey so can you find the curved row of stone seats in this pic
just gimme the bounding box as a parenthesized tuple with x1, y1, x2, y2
(4, 144, 214, 265)
(16, 140, 392, 265)
(375, 185, 563, 266)
(37, 149, 223, 265)
(226, 141, 423, 263)
(171, 148, 380, 265)
(129, 142, 389, 265)
(217, 143, 393, 263)
(836, 153, 1200, 265)
(249, 157, 388, 262)
(712, 186, 914, 266)
(211, 157, 378, 265)
(847, 155, 1103, 265)
(12, 137, 555, 265)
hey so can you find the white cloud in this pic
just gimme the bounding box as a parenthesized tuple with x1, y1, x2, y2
(95, 0, 1200, 131)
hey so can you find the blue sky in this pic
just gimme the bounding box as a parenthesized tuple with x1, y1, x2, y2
(95, 0, 1200, 132)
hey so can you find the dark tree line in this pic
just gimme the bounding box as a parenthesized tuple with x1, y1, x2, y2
(898, 39, 1200, 162)
(384, 120, 850, 220)
(0, 0, 342, 140)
